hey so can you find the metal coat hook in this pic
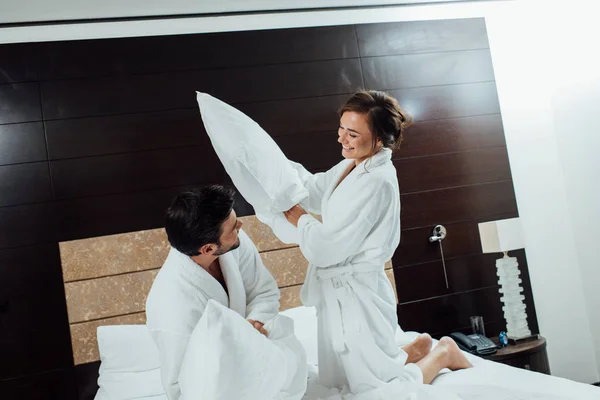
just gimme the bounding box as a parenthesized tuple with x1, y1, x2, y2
(430, 225, 449, 289)
(429, 225, 447, 242)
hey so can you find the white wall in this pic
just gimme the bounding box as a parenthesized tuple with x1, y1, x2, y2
(1, 0, 598, 382)
(547, 4, 600, 378)
(558, 75, 600, 381)
(485, 1, 599, 382)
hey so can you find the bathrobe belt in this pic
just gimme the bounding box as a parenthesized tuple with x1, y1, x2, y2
(302, 263, 383, 353)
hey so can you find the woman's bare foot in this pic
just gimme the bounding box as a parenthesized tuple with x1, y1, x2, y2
(402, 333, 433, 364)
(435, 336, 473, 370)
(415, 336, 473, 384)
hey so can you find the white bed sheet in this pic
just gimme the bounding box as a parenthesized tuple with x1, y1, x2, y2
(404, 332, 600, 399)
(98, 358, 599, 400)
(288, 308, 599, 399)
(94, 308, 600, 400)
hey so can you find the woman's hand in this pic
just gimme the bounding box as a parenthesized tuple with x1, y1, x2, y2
(284, 205, 308, 227)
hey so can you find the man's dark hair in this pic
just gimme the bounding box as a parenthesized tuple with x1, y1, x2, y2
(165, 185, 235, 256)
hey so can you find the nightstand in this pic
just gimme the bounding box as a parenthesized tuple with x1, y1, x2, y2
(483, 336, 551, 374)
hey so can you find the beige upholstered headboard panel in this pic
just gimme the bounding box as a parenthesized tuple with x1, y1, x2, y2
(59, 215, 396, 365)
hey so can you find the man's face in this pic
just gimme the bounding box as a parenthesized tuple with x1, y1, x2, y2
(213, 210, 243, 256)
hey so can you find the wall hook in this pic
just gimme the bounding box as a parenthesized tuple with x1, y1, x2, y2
(429, 224, 449, 289)
(429, 224, 447, 242)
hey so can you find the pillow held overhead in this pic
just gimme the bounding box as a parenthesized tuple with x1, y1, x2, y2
(196, 92, 308, 214)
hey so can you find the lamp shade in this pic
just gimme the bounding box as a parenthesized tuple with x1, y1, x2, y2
(478, 217, 525, 253)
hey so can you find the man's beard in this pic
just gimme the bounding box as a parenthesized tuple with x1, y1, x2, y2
(213, 238, 241, 256)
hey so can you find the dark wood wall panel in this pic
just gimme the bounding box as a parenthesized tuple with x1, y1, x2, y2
(238, 95, 346, 137)
(356, 19, 488, 57)
(45, 110, 205, 159)
(0, 19, 537, 398)
(396, 147, 511, 193)
(395, 253, 502, 303)
(0, 163, 53, 207)
(0, 123, 47, 165)
(0, 43, 40, 84)
(394, 220, 483, 267)
(55, 182, 253, 242)
(397, 286, 503, 334)
(0, 204, 57, 249)
(277, 132, 342, 171)
(0, 83, 42, 124)
(390, 82, 500, 122)
(362, 50, 494, 91)
(74, 362, 100, 400)
(399, 115, 505, 158)
(41, 59, 363, 120)
(0, 245, 73, 379)
(401, 180, 518, 229)
(45, 95, 346, 161)
(0, 369, 78, 400)
(50, 146, 224, 200)
(40, 26, 359, 81)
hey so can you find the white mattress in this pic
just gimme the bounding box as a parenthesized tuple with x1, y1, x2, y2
(94, 307, 600, 400)
(404, 331, 600, 399)
(431, 346, 600, 399)
(297, 333, 600, 400)
(101, 359, 598, 400)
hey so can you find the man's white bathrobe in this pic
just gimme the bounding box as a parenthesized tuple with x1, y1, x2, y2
(145, 230, 280, 400)
(293, 148, 423, 397)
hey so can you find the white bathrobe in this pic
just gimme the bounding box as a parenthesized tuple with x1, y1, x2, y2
(145, 230, 280, 400)
(293, 148, 423, 397)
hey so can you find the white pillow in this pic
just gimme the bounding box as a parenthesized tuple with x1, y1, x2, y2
(196, 92, 308, 214)
(179, 300, 289, 400)
(280, 306, 318, 366)
(263, 314, 308, 400)
(96, 325, 165, 400)
(97, 324, 160, 372)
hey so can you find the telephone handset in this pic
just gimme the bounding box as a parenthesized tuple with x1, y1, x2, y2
(449, 332, 497, 356)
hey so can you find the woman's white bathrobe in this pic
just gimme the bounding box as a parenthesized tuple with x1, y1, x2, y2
(293, 148, 423, 397)
(145, 230, 280, 400)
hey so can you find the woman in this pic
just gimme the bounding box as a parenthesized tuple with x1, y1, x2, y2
(284, 90, 472, 396)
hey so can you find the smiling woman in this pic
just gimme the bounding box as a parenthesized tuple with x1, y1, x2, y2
(280, 90, 474, 396)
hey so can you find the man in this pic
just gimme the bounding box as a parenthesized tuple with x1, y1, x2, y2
(146, 185, 280, 400)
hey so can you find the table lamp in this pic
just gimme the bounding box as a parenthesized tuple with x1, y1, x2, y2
(478, 217, 534, 342)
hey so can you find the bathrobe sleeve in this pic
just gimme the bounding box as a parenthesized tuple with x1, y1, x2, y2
(289, 160, 332, 215)
(296, 179, 394, 267)
(237, 230, 281, 323)
(149, 329, 190, 400)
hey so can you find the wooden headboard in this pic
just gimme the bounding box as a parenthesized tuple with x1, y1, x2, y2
(59, 215, 396, 365)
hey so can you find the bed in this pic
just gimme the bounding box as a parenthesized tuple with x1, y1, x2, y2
(58, 215, 600, 400)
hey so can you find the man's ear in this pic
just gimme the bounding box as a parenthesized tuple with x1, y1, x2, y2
(199, 243, 216, 256)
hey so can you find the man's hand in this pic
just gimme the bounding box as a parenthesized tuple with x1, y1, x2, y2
(283, 205, 308, 227)
(248, 319, 268, 337)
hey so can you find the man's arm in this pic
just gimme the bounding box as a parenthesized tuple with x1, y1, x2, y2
(237, 230, 280, 323)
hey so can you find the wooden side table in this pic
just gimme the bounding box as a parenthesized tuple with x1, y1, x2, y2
(483, 336, 551, 374)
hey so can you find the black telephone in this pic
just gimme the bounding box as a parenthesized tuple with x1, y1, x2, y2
(449, 332, 497, 356)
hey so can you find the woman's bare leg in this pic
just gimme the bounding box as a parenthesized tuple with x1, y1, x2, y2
(402, 333, 433, 364)
(416, 337, 473, 384)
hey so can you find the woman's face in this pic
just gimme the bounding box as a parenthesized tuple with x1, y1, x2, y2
(338, 111, 379, 165)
